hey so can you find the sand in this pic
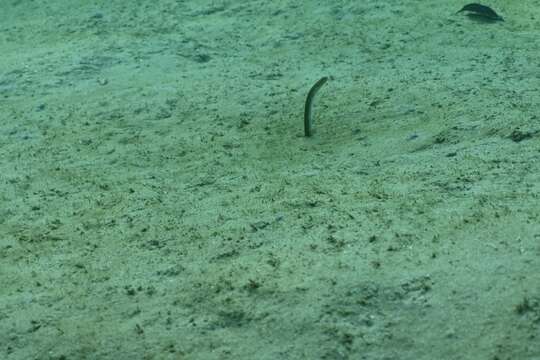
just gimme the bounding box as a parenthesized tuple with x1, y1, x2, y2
(1, 0, 539, 359)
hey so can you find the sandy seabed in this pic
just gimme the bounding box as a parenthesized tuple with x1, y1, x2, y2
(1, 0, 540, 359)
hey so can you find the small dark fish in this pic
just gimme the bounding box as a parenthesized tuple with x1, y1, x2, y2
(457, 3, 504, 21)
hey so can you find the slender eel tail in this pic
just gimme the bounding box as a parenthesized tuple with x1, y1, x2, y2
(304, 76, 329, 137)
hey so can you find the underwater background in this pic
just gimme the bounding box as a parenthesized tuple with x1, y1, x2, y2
(1, 0, 539, 359)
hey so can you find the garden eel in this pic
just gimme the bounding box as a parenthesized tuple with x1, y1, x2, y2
(304, 76, 329, 137)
